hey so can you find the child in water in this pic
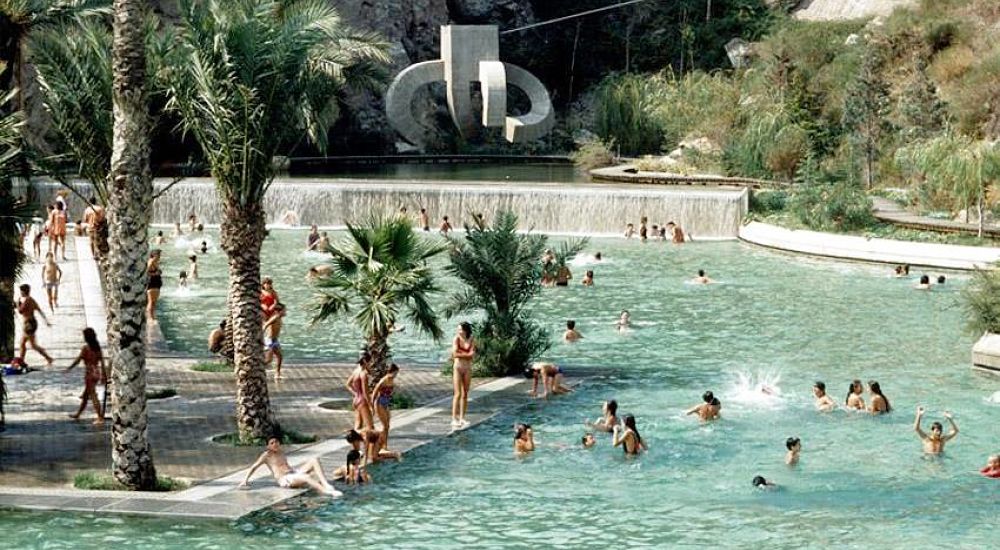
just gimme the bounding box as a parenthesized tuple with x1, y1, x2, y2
(178, 271, 188, 288)
(785, 437, 801, 466)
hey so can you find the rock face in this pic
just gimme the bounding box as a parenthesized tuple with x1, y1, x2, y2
(793, 0, 917, 21)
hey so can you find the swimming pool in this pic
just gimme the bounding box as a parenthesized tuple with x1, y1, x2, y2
(7, 229, 998, 548)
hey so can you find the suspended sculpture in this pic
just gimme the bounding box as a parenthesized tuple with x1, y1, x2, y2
(385, 26, 554, 148)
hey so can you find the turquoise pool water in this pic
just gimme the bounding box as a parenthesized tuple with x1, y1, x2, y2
(6, 231, 999, 548)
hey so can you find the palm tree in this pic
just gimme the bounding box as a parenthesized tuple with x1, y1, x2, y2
(0, 87, 31, 362)
(313, 216, 446, 381)
(165, 0, 388, 441)
(105, 0, 156, 489)
(0, 0, 110, 150)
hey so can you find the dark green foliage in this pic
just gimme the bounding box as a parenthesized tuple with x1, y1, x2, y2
(788, 159, 874, 231)
(73, 472, 187, 492)
(389, 393, 415, 410)
(963, 267, 1000, 335)
(924, 20, 959, 53)
(593, 74, 664, 155)
(0, 91, 30, 361)
(749, 189, 787, 214)
(842, 45, 893, 189)
(898, 59, 947, 140)
(212, 429, 317, 447)
(191, 361, 230, 373)
(445, 211, 563, 377)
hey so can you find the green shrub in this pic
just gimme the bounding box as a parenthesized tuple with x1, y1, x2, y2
(925, 20, 960, 52)
(191, 361, 230, 373)
(788, 162, 874, 231)
(570, 138, 616, 170)
(73, 473, 187, 492)
(593, 74, 665, 155)
(389, 393, 415, 410)
(963, 267, 1000, 335)
(750, 190, 788, 214)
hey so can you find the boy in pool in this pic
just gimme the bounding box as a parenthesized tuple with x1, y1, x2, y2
(514, 423, 535, 454)
(686, 391, 721, 420)
(624, 223, 634, 238)
(691, 270, 713, 284)
(813, 381, 836, 412)
(914, 275, 932, 290)
(238, 438, 341, 496)
(752, 476, 778, 490)
(582, 270, 594, 286)
(581, 433, 597, 448)
(914, 406, 958, 454)
(178, 271, 188, 288)
(263, 303, 286, 379)
(981, 455, 1000, 478)
(785, 437, 801, 466)
(528, 362, 572, 398)
(563, 320, 583, 342)
(615, 310, 631, 332)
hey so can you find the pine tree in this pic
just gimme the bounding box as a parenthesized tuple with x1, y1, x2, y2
(899, 58, 947, 140)
(842, 46, 893, 189)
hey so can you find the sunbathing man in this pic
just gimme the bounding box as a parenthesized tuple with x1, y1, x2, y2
(914, 406, 958, 454)
(238, 437, 341, 496)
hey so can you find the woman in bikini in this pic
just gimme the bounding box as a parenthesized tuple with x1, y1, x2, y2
(146, 250, 163, 320)
(451, 322, 475, 428)
(370, 363, 399, 445)
(65, 328, 107, 425)
(845, 379, 866, 411)
(260, 277, 279, 319)
(613, 415, 647, 455)
(345, 357, 374, 430)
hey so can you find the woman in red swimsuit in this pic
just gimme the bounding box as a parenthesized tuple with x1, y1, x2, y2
(451, 322, 475, 429)
(260, 277, 279, 318)
(345, 356, 373, 431)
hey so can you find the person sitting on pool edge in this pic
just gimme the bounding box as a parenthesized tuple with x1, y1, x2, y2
(344, 449, 371, 485)
(813, 381, 836, 412)
(686, 391, 721, 421)
(785, 437, 801, 466)
(238, 437, 341, 497)
(332, 430, 366, 480)
(564, 320, 583, 342)
(914, 406, 958, 454)
(528, 362, 572, 398)
(514, 423, 535, 454)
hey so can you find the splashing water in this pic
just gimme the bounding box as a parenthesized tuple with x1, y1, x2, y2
(724, 370, 784, 409)
(987, 391, 1000, 405)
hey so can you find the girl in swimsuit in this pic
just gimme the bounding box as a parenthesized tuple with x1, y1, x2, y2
(66, 328, 107, 425)
(146, 250, 163, 320)
(364, 428, 401, 464)
(260, 277, 279, 318)
(370, 363, 399, 446)
(345, 358, 373, 430)
(451, 322, 475, 428)
(867, 380, 892, 415)
(345, 449, 371, 485)
(613, 415, 647, 455)
(845, 379, 866, 411)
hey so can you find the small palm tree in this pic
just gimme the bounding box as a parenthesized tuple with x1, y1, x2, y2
(314, 216, 446, 382)
(166, 0, 389, 441)
(0, 89, 32, 360)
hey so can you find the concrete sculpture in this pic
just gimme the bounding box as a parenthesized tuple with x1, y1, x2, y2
(385, 25, 554, 148)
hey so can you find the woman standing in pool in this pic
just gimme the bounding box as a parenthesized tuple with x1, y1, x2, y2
(370, 363, 399, 443)
(587, 400, 619, 432)
(345, 356, 374, 431)
(451, 322, 475, 429)
(146, 250, 163, 321)
(613, 415, 647, 455)
(845, 379, 866, 410)
(867, 380, 892, 415)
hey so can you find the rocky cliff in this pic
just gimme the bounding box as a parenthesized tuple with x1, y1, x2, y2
(793, 0, 917, 21)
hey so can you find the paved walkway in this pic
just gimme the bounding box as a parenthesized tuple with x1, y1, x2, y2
(1, 234, 543, 519)
(872, 197, 1000, 239)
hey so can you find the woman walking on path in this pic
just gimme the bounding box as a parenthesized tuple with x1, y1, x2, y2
(346, 357, 374, 431)
(451, 322, 476, 429)
(66, 328, 107, 425)
(370, 363, 399, 444)
(146, 250, 163, 320)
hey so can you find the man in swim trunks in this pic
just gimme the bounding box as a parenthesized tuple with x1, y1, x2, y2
(208, 320, 226, 355)
(813, 381, 836, 412)
(439, 216, 453, 235)
(239, 437, 341, 496)
(263, 303, 285, 379)
(419, 208, 430, 231)
(914, 406, 958, 454)
(306, 225, 320, 250)
(17, 284, 53, 366)
(82, 198, 106, 256)
(563, 320, 583, 342)
(48, 201, 68, 260)
(41, 252, 62, 312)
(529, 362, 572, 398)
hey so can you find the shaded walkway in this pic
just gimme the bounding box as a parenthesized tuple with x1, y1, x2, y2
(872, 197, 1000, 239)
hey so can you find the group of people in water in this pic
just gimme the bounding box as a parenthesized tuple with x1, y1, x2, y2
(624, 217, 687, 243)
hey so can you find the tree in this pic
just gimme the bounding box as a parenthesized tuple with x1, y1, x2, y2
(0, 87, 31, 361)
(313, 216, 446, 382)
(898, 58, 947, 140)
(842, 45, 893, 189)
(106, 0, 156, 489)
(445, 212, 586, 377)
(165, 0, 388, 441)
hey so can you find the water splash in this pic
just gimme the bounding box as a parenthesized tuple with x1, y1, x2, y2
(987, 391, 1000, 405)
(724, 370, 784, 409)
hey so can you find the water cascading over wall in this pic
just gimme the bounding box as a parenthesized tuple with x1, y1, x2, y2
(23, 178, 749, 238)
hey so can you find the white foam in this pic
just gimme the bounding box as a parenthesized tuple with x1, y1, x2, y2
(724, 370, 785, 409)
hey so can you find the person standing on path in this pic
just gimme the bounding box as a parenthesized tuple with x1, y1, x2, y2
(48, 202, 68, 261)
(66, 328, 107, 425)
(146, 250, 163, 321)
(451, 322, 475, 429)
(370, 363, 399, 445)
(41, 252, 62, 312)
(16, 284, 53, 366)
(346, 356, 374, 431)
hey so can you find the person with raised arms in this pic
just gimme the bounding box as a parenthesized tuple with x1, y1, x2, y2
(914, 407, 958, 454)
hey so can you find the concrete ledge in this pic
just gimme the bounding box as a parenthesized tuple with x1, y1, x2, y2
(739, 221, 1000, 271)
(590, 165, 787, 189)
(972, 333, 1000, 374)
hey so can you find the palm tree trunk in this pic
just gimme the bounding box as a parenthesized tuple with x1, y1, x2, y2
(220, 200, 277, 441)
(107, 0, 156, 490)
(365, 333, 391, 385)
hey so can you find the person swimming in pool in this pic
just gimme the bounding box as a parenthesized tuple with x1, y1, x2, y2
(612, 415, 646, 455)
(813, 381, 836, 412)
(582, 270, 594, 286)
(752, 475, 778, 490)
(564, 320, 583, 342)
(867, 380, 892, 415)
(529, 362, 572, 398)
(238, 438, 341, 496)
(691, 269, 714, 284)
(914, 406, 958, 455)
(581, 433, 597, 448)
(587, 400, 619, 433)
(981, 455, 1000, 478)
(514, 423, 535, 454)
(785, 437, 801, 466)
(845, 379, 866, 411)
(914, 275, 932, 290)
(615, 310, 631, 332)
(686, 391, 721, 420)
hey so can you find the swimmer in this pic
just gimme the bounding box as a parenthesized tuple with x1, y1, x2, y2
(581, 433, 597, 448)
(238, 437, 341, 496)
(586, 399, 619, 433)
(658, 225, 667, 240)
(564, 320, 583, 342)
(691, 269, 713, 284)
(152, 230, 166, 245)
(439, 216, 453, 235)
(667, 221, 686, 244)
(178, 270, 188, 288)
(686, 391, 721, 420)
(980, 455, 1000, 478)
(785, 437, 801, 466)
(914, 275, 932, 290)
(263, 303, 285, 379)
(612, 415, 646, 455)
(845, 379, 866, 411)
(514, 423, 535, 454)
(199, 241, 208, 254)
(936, 275, 946, 285)
(196, 223, 204, 233)
(594, 252, 602, 262)
(582, 270, 594, 287)
(306, 264, 333, 280)
(187, 214, 198, 232)
(208, 320, 226, 355)
(639, 217, 648, 242)
(541, 249, 555, 264)
(306, 224, 320, 250)
(309, 231, 330, 252)
(615, 310, 631, 332)
(624, 223, 634, 239)
(914, 407, 958, 454)
(419, 208, 430, 231)
(172, 222, 183, 237)
(867, 380, 892, 415)
(529, 362, 572, 398)
(752, 475, 778, 490)
(188, 255, 198, 280)
(554, 264, 572, 286)
(813, 381, 836, 412)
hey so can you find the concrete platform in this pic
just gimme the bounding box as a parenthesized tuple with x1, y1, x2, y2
(739, 221, 1000, 270)
(972, 333, 1000, 375)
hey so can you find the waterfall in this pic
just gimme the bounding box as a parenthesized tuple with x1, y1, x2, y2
(18, 177, 749, 238)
